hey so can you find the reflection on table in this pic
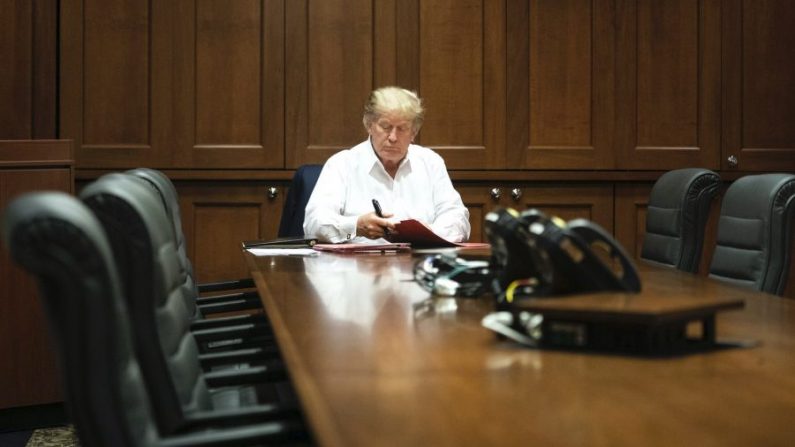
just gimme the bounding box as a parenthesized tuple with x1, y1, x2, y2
(302, 254, 429, 329)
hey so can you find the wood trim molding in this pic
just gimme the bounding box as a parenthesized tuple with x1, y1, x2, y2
(0, 140, 74, 167)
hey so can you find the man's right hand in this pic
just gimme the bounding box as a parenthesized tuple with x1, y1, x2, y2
(356, 212, 396, 239)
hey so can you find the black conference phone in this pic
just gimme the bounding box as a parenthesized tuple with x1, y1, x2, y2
(479, 208, 749, 355)
(484, 208, 641, 303)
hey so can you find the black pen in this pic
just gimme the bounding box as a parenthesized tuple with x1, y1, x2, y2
(371, 199, 391, 237)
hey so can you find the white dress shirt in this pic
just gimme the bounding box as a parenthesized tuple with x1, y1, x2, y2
(303, 139, 471, 243)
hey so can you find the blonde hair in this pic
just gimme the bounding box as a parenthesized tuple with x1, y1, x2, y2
(362, 86, 425, 133)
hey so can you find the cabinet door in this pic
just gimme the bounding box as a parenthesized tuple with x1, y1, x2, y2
(512, 183, 614, 231)
(722, 0, 795, 171)
(613, 183, 653, 260)
(177, 182, 283, 283)
(0, 0, 57, 139)
(458, 183, 613, 242)
(411, 0, 506, 169)
(60, 0, 285, 169)
(458, 184, 511, 243)
(615, 0, 721, 169)
(285, 0, 506, 169)
(284, 0, 375, 167)
(507, 0, 616, 169)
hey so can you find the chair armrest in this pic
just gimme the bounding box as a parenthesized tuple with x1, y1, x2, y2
(191, 322, 273, 344)
(198, 347, 281, 368)
(203, 362, 287, 387)
(197, 278, 256, 293)
(195, 290, 259, 305)
(196, 291, 261, 315)
(157, 419, 308, 447)
(181, 403, 301, 429)
(191, 313, 269, 331)
(197, 299, 260, 315)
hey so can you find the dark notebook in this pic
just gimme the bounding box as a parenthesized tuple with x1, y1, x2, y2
(242, 237, 318, 249)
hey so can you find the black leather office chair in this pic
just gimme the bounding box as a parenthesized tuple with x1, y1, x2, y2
(641, 168, 721, 272)
(278, 164, 323, 237)
(125, 168, 261, 317)
(79, 174, 304, 436)
(1, 192, 304, 447)
(124, 168, 275, 353)
(709, 173, 795, 295)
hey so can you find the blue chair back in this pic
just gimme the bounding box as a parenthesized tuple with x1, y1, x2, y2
(278, 165, 323, 237)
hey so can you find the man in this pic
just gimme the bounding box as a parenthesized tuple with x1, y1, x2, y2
(303, 86, 470, 243)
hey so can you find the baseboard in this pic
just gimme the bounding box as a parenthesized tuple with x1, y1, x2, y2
(0, 403, 67, 432)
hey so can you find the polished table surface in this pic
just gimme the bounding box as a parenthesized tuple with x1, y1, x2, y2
(244, 251, 795, 447)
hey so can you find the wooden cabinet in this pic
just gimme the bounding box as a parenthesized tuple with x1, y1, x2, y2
(285, 0, 378, 166)
(721, 0, 795, 171)
(60, 0, 285, 169)
(506, 0, 616, 169)
(175, 180, 284, 283)
(507, 0, 722, 170)
(285, 0, 506, 169)
(58, 0, 795, 173)
(615, 0, 721, 170)
(285, 0, 727, 171)
(458, 182, 613, 243)
(0, 140, 73, 410)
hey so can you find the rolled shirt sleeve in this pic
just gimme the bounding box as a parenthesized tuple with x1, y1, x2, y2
(302, 156, 360, 243)
(427, 157, 470, 242)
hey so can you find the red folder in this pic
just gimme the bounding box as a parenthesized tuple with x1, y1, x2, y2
(390, 219, 490, 249)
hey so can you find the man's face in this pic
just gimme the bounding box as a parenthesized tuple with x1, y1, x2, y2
(368, 114, 416, 165)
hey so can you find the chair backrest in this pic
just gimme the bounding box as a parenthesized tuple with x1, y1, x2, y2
(79, 174, 212, 434)
(1, 192, 159, 447)
(641, 168, 721, 272)
(709, 173, 795, 295)
(125, 168, 201, 318)
(278, 164, 323, 237)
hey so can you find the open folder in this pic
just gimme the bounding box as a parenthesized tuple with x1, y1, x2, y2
(389, 219, 490, 249)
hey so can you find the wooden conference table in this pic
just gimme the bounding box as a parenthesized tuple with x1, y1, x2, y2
(244, 250, 795, 446)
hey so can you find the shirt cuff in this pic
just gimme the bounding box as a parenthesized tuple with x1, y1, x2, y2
(342, 216, 359, 241)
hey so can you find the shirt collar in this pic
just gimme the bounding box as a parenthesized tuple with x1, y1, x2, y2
(366, 138, 413, 177)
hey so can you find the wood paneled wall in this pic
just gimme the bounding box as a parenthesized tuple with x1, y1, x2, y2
(58, 0, 795, 173)
(3, 0, 795, 285)
(0, 0, 57, 139)
(60, 0, 285, 168)
(58, 0, 795, 284)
